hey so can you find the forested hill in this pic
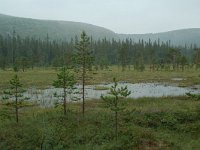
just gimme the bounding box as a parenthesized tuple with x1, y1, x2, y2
(0, 14, 118, 41)
(120, 28, 200, 47)
(0, 13, 200, 47)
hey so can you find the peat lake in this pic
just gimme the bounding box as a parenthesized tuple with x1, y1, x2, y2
(18, 82, 200, 107)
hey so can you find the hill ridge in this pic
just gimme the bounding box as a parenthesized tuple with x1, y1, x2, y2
(0, 13, 200, 46)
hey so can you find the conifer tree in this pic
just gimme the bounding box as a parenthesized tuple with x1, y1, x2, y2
(11, 75, 22, 122)
(101, 78, 131, 141)
(53, 67, 76, 115)
(118, 42, 129, 71)
(3, 75, 23, 122)
(74, 31, 94, 116)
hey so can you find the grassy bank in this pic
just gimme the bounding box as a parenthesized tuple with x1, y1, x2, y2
(1, 66, 200, 91)
(0, 96, 200, 149)
(0, 68, 57, 90)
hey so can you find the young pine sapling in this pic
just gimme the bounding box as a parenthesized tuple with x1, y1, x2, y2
(53, 67, 76, 115)
(101, 78, 131, 141)
(3, 74, 23, 122)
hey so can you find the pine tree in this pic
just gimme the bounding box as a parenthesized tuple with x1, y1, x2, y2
(3, 75, 23, 122)
(53, 67, 76, 115)
(11, 75, 23, 122)
(12, 30, 17, 68)
(101, 78, 131, 141)
(74, 31, 94, 116)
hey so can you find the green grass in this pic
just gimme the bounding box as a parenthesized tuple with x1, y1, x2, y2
(1, 66, 200, 91)
(90, 66, 200, 86)
(1, 66, 200, 149)
(0, 67, 58, 90)
(94, 86, 109, 90)
(0, 96, 200, 149)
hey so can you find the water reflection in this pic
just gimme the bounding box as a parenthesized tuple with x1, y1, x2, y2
(20, 82, 199, 107)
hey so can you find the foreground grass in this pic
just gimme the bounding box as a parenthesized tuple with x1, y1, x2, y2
(0, 96, 200, 150)
(1, 66, 200, 91)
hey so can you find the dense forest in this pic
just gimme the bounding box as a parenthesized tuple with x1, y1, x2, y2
(0, 31, 199, 71)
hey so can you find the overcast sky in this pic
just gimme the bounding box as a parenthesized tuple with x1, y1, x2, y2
(0, 0, 200, 34)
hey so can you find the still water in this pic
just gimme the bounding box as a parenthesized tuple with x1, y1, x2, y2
(21, 82, 199, 107)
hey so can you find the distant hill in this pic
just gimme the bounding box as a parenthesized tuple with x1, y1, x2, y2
(0, 14, 200, 46)
(0, 14, 118, 41)
(120, 28, 200, 47)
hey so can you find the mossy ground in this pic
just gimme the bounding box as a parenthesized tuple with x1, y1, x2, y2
(1, 66, 200, 149)
(0, 97, 200, 150)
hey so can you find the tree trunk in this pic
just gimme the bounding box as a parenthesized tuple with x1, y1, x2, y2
(115, 111, 118, 141)
(64, 87, 66, 115)
(182, 65, 184, 72)
(82, 66, 85, 116)
(115, 97, 118, 141)
(15, 86, 18, 123)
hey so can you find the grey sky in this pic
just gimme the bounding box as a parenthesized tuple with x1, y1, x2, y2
(0, 0, 200, 34)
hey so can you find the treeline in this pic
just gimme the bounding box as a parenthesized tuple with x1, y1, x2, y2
(0, 31, 200, 71)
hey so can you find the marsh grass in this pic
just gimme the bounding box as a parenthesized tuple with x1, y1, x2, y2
(93, 86, 109, 90)
(1, 66, 200, 149)
(0, 96, 200, 149)
(1, 66, 200, 91)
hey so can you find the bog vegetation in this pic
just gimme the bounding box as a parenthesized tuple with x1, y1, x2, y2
(0, 31, 200, 149)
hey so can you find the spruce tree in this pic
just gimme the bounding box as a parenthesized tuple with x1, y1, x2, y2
(118, 42, 129, 71)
